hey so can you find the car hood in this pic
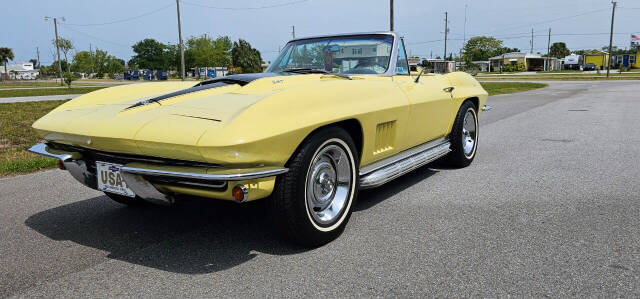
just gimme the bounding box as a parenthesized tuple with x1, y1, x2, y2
(31, 72, 333, 159)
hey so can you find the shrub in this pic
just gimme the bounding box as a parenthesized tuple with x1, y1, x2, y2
(63, 72, 80, 89)
(502, 62, 526, 72)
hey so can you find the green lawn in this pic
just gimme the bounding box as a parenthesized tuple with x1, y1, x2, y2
(0, 81, 107, 88)
(480, 82, 548, 95)
(0, 87, 106, 98)
(536, 70, 583, 74)
(477, 71, 640, 81)
(478, 76, 640, 81)
(0, 100, 68, 176)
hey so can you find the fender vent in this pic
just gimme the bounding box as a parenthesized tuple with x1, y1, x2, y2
(374, 121, 396, 155)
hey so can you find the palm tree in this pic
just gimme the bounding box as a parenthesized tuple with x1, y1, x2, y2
(0, 47, 14, 81)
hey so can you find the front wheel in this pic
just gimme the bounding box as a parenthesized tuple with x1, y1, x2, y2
(268, 127, 359, 247)
(445, 101, 479, 168)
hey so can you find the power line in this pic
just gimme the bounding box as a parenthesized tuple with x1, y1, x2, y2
(64, 3, 174, 26)
(58, 24, 130, 48)
(469, 7, 610, 36)
(407, 39, 444, 45)
(181, 0, 312, 10)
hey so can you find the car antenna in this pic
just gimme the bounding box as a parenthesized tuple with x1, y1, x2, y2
(415, 69, 425, 83)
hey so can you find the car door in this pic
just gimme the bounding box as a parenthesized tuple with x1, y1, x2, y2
(393, 39, 453, 148)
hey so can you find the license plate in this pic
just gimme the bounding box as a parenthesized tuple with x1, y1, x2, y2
(96, 161, 136, 198)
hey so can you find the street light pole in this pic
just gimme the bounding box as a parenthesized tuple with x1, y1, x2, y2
(176, 0, 185, 80)
(606, 1, 617, 78)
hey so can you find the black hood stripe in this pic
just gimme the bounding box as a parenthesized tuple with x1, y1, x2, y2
(196, 72, 286, 87)
(125, 73, 289, 110)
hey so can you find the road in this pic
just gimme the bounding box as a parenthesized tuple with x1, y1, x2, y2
(1, 81, 638, 297)
(0, 94, 82, 103)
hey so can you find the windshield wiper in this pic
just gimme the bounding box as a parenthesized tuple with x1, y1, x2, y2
(282, 68, 352, 80)
(321, 73, 353, 80)
(282, 68, 329, 74)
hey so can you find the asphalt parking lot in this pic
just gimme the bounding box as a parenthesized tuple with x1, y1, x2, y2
(1, 80, 638, 297)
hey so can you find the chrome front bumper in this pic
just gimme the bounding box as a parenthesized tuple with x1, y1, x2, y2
(28, 143, 288, 205)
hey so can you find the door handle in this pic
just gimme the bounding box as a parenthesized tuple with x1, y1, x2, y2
(443, 87, 455, 93)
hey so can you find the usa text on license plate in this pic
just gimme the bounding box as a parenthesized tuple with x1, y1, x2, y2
(96, 161, 136, 197)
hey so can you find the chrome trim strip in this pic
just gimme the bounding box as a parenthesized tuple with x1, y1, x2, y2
(28, 143, 95, 188)
(359, 141, 451, 189)
(359, 138, 448, 176)
(28, 143, 81, 162)
(120, 167, 289, 181)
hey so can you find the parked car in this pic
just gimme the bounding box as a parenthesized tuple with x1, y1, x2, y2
(156, 70, 168, 80)
(583, 63, 596, 71)
(143, 70, 154, 80)
(28, 32, 489, 246)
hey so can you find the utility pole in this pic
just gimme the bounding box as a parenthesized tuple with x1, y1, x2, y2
(607, 1, 617, 78)
(36, 47, 40, 69)
(546, 28, 551, 71)
(460, 4, 467, 60)
(45, 17, 65, 85)
(89, 43, 94, 76)
(530, 28, 534, 53)
(292, 25, 296, 39)
(444, 12, 448, 61)
(176, 0, 185, 81)
(390, 0, 394, 31)
(53, 18, 63, 85)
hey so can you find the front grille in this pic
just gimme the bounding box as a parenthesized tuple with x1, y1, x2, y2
(49, 142, 227, 192)
(48, 143, 220, 168)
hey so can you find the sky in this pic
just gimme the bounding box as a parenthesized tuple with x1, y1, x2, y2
(1, 0, 639, 65)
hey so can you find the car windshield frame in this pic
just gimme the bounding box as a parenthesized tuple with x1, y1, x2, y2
(266, 33, 398, 76)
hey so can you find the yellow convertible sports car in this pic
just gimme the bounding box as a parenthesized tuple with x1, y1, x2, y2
(29, 32, 488, 246)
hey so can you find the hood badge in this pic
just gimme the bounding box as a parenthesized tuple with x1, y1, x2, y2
(272, 80, 283, 84)
(124, 97, 158, 110)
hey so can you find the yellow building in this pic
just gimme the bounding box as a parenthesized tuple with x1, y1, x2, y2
(584, 50, 610, 69)
(614, 52, 640, 69)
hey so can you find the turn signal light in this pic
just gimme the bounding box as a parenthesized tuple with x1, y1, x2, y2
(57, 160, 66, 170)
(232, 185, 248, 202)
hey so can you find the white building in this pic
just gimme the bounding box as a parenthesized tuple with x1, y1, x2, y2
(1, 62, 40, 80)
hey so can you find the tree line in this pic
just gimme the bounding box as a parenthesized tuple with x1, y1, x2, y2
(128, 35, 262, 74)
(36, 35, 263, 79)
(460, 35, 640, 63)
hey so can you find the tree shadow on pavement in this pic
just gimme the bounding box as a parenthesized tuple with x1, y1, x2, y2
(24, 163, 442, 275)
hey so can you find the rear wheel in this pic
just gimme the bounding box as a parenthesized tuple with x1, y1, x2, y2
(445, 101, 478, 168)
(104, 192, 148, 206)
(268, 127, 359, 247)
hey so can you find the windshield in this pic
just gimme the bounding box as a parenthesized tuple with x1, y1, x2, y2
(266, 35, 394, 75)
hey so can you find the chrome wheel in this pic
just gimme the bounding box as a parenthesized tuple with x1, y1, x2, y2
(305, 141, 353, 227)
(462, 108, 477, 158)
